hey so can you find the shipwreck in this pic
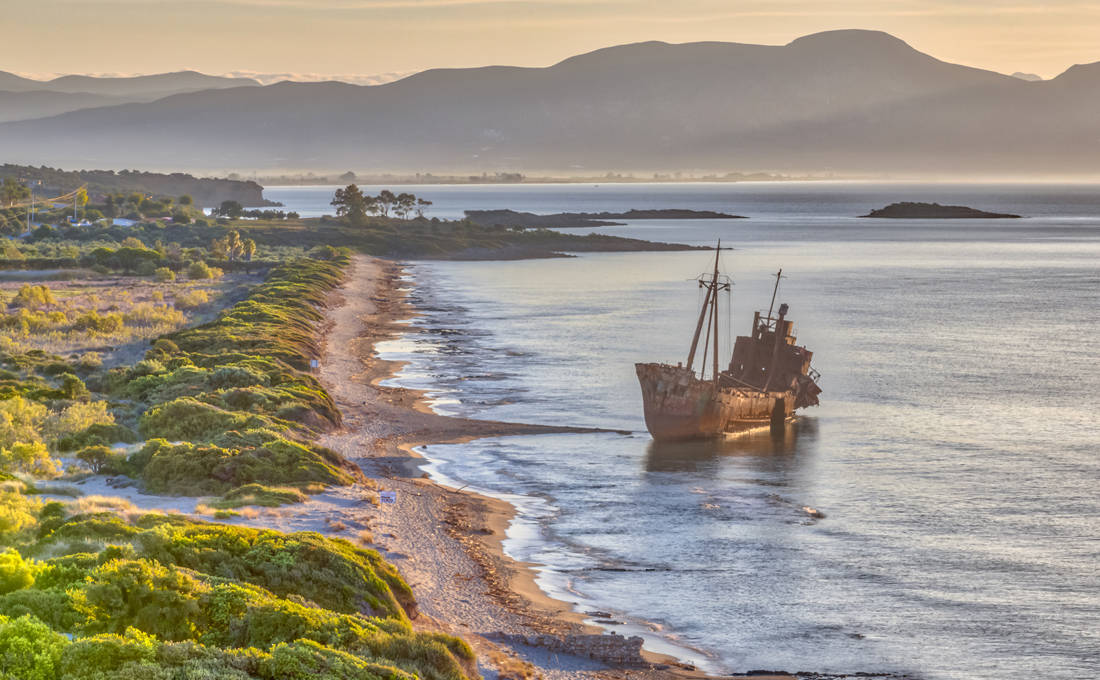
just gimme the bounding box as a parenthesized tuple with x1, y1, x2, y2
(636, 244, 822, 440)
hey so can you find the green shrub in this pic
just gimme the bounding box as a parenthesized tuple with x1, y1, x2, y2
(151, 339, 178, 355)
(138, 398, 260, 441)
(153, 266, 176, 283)
(70, 310, 124, 334)
(0, 614, 68, 680)
(75, 446, 128, 475)
(134, 434, 354, 495)
(10, 285, 55, 311)
(73, 559, 204, 640)
(76, 352, 103, 371)
(259, 639, 417, 680)
(212, 484, 307, 509)
(58, 628, 157, 679)
(0, 549, 36, 594)
(55, 423, 139, 453)
(60, 374, 88, 400)
(187, 262, 222, 280)
(174, 289, 209, 309)
(0, 588, 81, 632)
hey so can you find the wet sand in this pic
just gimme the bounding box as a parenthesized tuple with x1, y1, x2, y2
(312, 255, 798, 680)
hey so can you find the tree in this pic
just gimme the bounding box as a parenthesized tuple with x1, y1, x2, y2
(215, 200, 244, 219)
(395, 193, 416, 220)
(0, 178, 29, 207)
(415, 198, 432, 218)
(178, 194, 194, 206)
(377, 189, 396, 218)
(331, 185, 367, 225)
(242, 238, 256, 261)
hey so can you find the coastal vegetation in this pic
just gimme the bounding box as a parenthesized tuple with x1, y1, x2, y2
(0, 238, 478, 678)
(0, 164, 271, 208)
(0, 175, 704, 678)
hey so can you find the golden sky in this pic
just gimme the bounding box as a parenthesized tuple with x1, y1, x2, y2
(6, 0, 1099, 81)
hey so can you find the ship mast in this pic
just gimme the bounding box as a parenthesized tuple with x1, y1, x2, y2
(766, 268, 783, 323)
(685, 241, 731, 383)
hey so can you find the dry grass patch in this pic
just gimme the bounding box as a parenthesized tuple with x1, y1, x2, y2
(0, 273, 257, 359)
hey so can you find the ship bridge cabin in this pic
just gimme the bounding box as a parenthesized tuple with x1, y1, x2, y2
(726, 303, 817, 393)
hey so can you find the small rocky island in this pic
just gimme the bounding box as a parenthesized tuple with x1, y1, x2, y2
(862, 202, 1021, 219)
(465, 208, 744, 228)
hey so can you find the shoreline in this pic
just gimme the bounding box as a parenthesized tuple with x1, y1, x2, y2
(314, 255, 779, 679)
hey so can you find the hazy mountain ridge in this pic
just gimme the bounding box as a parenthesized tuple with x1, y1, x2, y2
(0, 90, 125, 123)
(0, 30, 1097, 174)
(0, 70, 260, 122)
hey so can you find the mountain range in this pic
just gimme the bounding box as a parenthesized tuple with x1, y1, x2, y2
(0, 30, 1097, 176)
(0, 71, 259, 123)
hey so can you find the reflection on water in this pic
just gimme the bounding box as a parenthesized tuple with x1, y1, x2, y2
(323, 182, 1100, 680)
(644, 417, 818, 473)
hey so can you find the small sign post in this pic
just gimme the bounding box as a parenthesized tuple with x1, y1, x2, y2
(379, 491, 397, 505)
(309, 359, 319, 371)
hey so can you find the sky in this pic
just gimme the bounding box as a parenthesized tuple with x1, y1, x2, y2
(4, 0, 1100, 81)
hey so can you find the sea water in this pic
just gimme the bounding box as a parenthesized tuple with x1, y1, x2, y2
(269, 183, 1100, 679)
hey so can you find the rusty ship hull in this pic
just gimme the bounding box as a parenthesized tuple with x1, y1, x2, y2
(635, 247, 821, 442)
(636, 363, 803, 441)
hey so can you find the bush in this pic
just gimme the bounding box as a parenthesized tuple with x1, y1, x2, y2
(130, 359, 164, 377)
(212, 484, 307, 509)
(173, 289, 209, 310)
(10, 285, 55, 311)
(75, 446, 127, 474)
(76, 352, 103, 371)
(186, 261, 222, 280)
(153, 267, 175, 283)
(60, 373, 88, 399)
(0, 588, 81, 632)
(138, 398, 259, 442)
(43, 401, 115, 446)
(134, 434, 354, 495)
(0, 491, 38, 541)
(0, 614, 68, 680)
(0, 549, 36, 595)
(0, 442, 57, 479)
(58, 628, 156, 679)
(152, 339, 178, 355)
(70, 311, 124, 334)
(55, 423, 138, 453)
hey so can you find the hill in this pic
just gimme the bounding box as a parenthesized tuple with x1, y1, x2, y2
(0, 70, 259, 121)
(0, 164, 271, 207)
(0, 31, 1096, 175)
(0, 90, 125, 123)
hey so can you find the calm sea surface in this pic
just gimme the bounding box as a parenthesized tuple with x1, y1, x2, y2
(269, 183, 1100, 679)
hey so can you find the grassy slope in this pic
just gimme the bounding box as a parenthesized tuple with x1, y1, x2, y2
(0, 252, 479, 679)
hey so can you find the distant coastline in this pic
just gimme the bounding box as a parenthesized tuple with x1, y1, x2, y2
(464, 208, 744, 229)
(254, 172, 827, 187)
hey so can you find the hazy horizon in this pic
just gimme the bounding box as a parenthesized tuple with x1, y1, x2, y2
(5, 1, 1100, 82)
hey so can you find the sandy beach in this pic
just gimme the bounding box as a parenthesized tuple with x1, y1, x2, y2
(303, 255, 799, 680)
(58, 253, 800, 680)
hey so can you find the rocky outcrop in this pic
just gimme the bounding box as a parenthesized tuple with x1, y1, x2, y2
(861, 202, 1020, 218)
